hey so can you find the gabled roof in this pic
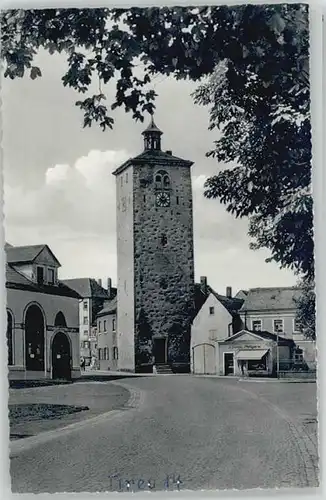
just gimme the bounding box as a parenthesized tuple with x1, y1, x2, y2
(62, 278, 110, 299)
(240, 287, 301, 312)
(6, 264, 81, 299)
(97, 296, 117, 317)
(193, 283, 244, 319)
(222, 329, 294, 345)
(208, 286, 244, 314)
(6, 244, 61, 267)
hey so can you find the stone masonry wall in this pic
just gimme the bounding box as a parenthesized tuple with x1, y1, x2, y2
(133, 163, 195, 368)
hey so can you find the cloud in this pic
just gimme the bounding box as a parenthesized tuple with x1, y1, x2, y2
(4, 149, 131, 236)
(4, 148, 297, 290)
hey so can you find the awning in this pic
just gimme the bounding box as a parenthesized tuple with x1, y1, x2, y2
(235, 349, 269, 361)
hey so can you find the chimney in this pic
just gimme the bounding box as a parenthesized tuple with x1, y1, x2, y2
(166, 150, 172, 155)
(200, 276, 208, 295)
(97, 278, 102, 287)
(226, 286, 232, 298)
(107, 277, 112, 297)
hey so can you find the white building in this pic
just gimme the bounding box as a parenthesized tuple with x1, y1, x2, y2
(191, 283, 316, 376)
(191, 277, 243, 374)
(62, 277, 113, 365)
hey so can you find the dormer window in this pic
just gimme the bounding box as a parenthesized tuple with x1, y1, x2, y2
(48, 268, 55, 285)
(36, 266, 44, 284)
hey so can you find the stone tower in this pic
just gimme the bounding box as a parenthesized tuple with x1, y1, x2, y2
(113, 117, 195, 373)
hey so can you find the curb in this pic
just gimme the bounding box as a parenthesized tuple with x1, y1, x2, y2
(9, 381, 143, 457)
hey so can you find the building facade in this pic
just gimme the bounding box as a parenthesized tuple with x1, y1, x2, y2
(218, 329, 294, 377)
(62, 277, 113, 365)
(191, 278, 244, 374)
(6, 244, 81, 380)
(239, 287, 316, 371)
(96, 297, 118, 371)
(113, 117, 195, 373)
(191, 284, 316, 376)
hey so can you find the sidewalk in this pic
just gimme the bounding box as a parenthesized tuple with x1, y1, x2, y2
(81, 369, 316, 383)
(9, 380, 130, 440)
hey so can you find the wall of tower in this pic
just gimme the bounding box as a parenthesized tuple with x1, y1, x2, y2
(116, 167, 135, 371)
(133, 163, 195, 371)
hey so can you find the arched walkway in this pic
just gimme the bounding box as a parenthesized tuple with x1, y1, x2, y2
(25, 304, 45, 371)
(52, 332, 71, 380)
(7, 310, 13, 365)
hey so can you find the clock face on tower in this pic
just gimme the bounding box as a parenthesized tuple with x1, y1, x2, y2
(156, 191, 170, 207)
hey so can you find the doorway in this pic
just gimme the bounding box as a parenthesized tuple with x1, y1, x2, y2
(52, 332, 71, 380)
(224, 353, 234, 375)
(25, 304, 45, 371)
(153, 338, 167, 365)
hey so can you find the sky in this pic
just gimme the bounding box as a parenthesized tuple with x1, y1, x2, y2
(2, 47, 297, 294)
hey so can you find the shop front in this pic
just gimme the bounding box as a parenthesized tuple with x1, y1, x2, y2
(217, 329, 293, 377)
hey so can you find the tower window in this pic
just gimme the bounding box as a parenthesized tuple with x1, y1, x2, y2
(163, 175, 170, 188)
(176, 196, 179, 205)
(155, 174, 162, 189)
(160, 278, 168, 290)
(155, 170, 171, 190)
(160, 234, 168, 246)
(143, 195, 146, 203)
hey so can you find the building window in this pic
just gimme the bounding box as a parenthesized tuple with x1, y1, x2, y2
(143, 195, 146, 203)
(98, 348, 102, 360)
(252, 320, 262, 332)
(293, 347, 304, 363)
(273, 319, 284, 334)
(83, 301, 88, 310)
(48, 268, 55, 284)
(84, 330, 88, 336)
(209, 307, 215, 315)
(176, 196, 179, 205)
(293, 319, 301, 333)
(104, 320, 107, 332)
(112, 318, 116, 331)
(83, 341, 89, 349)
(83, 316, 88, 325)
(120, 176, 123, 186)
(98, 321, 101, 333)
(36, 266, 44, 284)
(113, 347, 119, 360)
(126, 173, 128, 183)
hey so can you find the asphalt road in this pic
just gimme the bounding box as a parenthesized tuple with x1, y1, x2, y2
(10, 376, 319, 493)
